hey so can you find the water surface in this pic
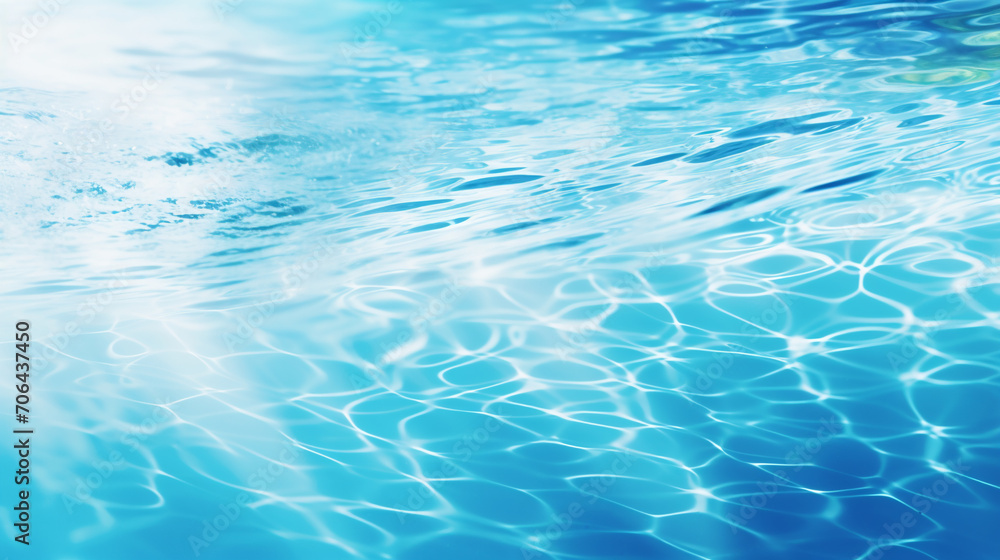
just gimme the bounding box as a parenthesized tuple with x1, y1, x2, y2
(2, 0, 1000, 559)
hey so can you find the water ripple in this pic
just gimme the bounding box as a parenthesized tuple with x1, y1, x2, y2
(3, 0, 1000, 559)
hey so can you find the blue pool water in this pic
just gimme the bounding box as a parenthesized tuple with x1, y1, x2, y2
(2, 0, 1000, 558)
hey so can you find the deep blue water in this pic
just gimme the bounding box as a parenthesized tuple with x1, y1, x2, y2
(2, 0, 1000, 559)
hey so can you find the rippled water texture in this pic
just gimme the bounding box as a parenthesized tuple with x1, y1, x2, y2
(3, 0, 1000, 558)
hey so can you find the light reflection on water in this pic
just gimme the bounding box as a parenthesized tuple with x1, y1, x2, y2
(2, 0, 1000, 559)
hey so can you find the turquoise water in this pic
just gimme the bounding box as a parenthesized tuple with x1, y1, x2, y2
(3, 0, 1000, 558)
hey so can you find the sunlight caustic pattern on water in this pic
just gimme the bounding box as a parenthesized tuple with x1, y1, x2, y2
(2, 0, 1000, 559)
